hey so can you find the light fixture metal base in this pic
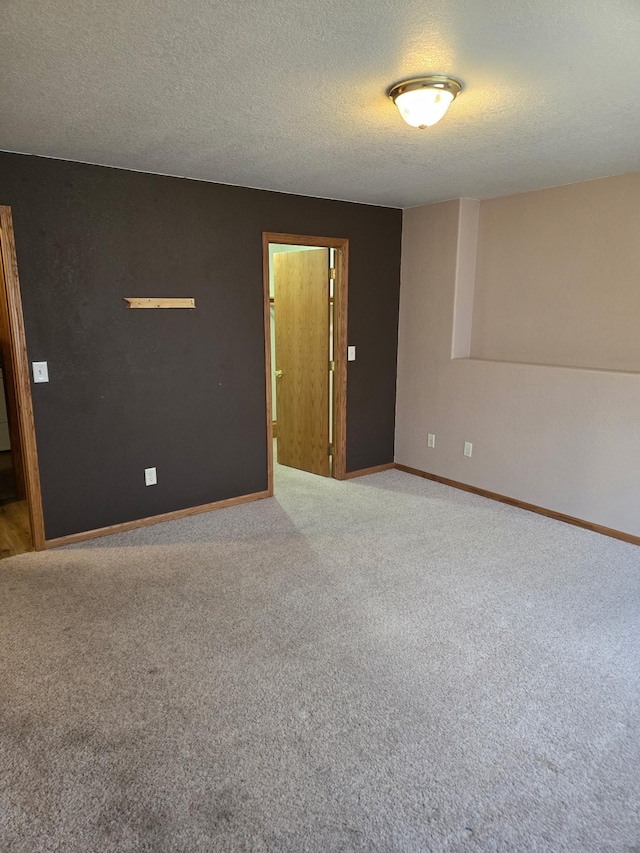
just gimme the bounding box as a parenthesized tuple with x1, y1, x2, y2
(388, 75, 463, 103)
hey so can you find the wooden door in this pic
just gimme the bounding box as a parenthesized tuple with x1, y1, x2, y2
(274, 248, 330, 476)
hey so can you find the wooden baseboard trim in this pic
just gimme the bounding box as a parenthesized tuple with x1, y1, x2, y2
(44, 489, 271, 549)
(395, 464, 640, 547)
(344, 462, 395, 480)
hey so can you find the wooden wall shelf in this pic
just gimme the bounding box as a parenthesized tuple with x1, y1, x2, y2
(124, 297, 195, 309)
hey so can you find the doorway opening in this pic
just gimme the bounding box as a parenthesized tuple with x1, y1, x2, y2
(262, 232, 348, 494)
(0, 206, 45, 555)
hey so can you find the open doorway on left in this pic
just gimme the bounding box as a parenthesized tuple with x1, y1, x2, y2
(0, 365, 19, 502)
(0, 357, 31, 558)
(0, 206, 44, 558)
(0, 383, 32, 560)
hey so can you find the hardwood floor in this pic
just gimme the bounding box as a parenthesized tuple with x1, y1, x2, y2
(0, 499, 32, 558)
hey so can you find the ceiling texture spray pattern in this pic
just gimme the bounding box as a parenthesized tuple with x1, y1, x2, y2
(1, 0, 639, 207)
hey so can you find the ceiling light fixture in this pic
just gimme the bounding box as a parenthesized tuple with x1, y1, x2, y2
(388, 75, 463, 129)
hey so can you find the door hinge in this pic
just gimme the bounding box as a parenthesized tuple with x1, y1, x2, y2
(329, 443, 334, 456)
(329, 360, 335, 372)
(329, 268, 336, 280)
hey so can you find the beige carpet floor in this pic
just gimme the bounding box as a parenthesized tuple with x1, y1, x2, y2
(1, 462, 639, 852)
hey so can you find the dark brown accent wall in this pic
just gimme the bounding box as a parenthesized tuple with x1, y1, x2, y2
(0, 153, 402, 539)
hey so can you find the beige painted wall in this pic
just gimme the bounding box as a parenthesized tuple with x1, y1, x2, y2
(395, 195, 640, 538)
(471, 173, 640, 371)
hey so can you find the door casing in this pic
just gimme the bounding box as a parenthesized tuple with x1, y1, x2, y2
(0, 206, 45, 550)
(262, 232, 349, 493)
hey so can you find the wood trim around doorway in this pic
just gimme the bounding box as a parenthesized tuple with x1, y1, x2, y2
(0, 206, 46, 550)
(262, 232, 349, 492)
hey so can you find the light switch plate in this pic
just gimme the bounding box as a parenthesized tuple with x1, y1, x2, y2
(428, 433, 436, 448)
(464, 442, 473, 457)
(144, 467, 157, 486)
(347, 346, 356, 361)
(32, 361, 49, 383)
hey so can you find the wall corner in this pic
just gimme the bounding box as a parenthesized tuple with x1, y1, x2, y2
(451, 198, 480, 359)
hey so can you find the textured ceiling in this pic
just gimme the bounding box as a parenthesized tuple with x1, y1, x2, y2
(1, 0, 640, 208)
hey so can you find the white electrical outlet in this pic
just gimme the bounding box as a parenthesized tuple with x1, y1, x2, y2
(347, 346, 356, 361)
(464, 442, 473, 458)
(428, 433, 436, 448)
(144, 467, 157, 486)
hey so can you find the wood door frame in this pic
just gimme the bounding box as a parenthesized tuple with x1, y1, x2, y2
(263, 232, 349, 492)
(0, 206, 46, 550)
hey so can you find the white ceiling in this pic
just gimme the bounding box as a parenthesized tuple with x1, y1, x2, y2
(2, 0, 639, 208)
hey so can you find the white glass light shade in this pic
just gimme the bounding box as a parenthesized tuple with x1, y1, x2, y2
(389, 76, 462, 129)
(394, 87, 454, 128)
